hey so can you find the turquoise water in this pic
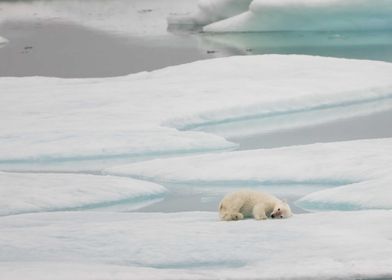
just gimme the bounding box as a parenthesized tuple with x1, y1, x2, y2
(199, 30, 392, 62)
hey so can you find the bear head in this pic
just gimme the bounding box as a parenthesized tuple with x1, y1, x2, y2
(270, 201, 292, 219)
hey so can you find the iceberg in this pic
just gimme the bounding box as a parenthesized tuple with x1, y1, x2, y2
(0, 171, 166, 216)
(1, 55, 392, 171)
(168, 0, 251, 28)
(106, 138, 392, 210)
(204, 0, 392, 32)
(1, 210, 392, 279)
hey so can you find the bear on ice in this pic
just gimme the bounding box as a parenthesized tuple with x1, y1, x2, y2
(219, 190, 292, 221)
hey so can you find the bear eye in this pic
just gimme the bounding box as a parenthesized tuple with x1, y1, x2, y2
(280, 216, 283, 218)
(278, 208, 280, 211)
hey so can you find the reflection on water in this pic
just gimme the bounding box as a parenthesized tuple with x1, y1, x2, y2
(199, 30, 392, 62)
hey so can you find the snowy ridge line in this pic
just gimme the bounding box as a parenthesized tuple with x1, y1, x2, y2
(166, 86, 392, 131)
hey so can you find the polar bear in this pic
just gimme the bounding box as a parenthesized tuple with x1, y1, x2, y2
(219, 190, 292, 221)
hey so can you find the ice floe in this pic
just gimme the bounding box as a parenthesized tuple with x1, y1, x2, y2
(1, 210, 392, 279)
(0, 172, 166, 216)
(106, 138, 392, 210)
(202, 0, 392, 32)
(1, 55, 392, 170)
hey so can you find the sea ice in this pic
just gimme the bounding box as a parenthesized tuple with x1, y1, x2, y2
(1, 55, 392, 171)
(0, 210, 392, 279)
(0, 171, 166, 216)
(203, 0, 392, 32)
(106, 138, 392, 210)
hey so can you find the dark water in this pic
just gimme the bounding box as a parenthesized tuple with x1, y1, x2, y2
(1, 20, 392, 77)
(231, 108, 392, 150)
(0, 20, 210, 78)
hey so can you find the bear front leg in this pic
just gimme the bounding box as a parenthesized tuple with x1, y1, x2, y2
(253, 203, 268, 220)
(221, 212, 244, 221)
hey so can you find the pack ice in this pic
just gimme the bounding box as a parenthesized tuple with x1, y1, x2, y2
(1, 55, 392, 171)
(172, 0, 392, 32)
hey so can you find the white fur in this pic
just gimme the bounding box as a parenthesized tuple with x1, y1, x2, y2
(219, 190, 292, 221)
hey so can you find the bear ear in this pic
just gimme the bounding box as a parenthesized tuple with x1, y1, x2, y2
(282, 198, 288, 204)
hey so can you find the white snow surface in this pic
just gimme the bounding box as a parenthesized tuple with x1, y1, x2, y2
(1, 55, 392, 170)
(0, 0, 198, 37)
(0, 172, 166, 216)
(106, 138, 392, 210)
(204, 0, 392, 32)
(1, 210, 392, 279)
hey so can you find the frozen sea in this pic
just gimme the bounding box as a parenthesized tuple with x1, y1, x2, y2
(1, 0, 392, 279)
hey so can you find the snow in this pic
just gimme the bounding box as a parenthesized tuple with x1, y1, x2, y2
(0, 36, 8, 47)
(0, 172, 166, 216)
(106, 138, 392, 210)
(1, 55, 392, 171)
(203, 0, 392, 32)
(1, 210, 392, 279)
(0, 0, 198, 37)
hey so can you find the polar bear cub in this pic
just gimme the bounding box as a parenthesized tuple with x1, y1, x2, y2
(219, 190, 292, 221)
